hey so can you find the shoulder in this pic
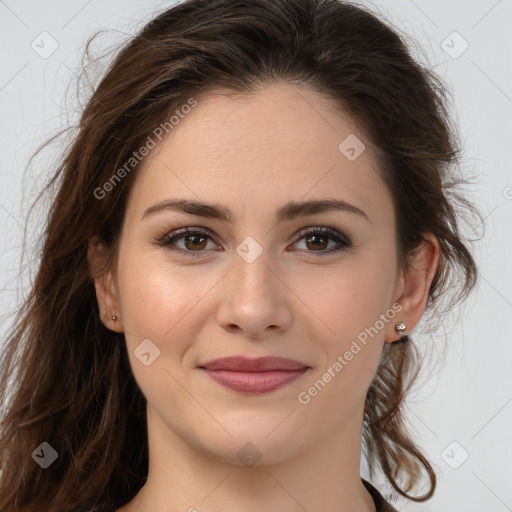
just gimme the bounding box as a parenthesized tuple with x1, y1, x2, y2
(361, 478, 399, 512)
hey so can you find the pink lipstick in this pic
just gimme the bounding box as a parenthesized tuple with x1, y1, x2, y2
(199, 356, 309, 393)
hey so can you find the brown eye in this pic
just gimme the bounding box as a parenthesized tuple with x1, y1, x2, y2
(159, 227, 219, 258)
(182, 233, 208, 251)
(304, 233, 329, 251)
(290, 227, 351, 256)
(158, 225, 351, 259)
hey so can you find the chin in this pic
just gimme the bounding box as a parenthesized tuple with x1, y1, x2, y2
(196, 421, 306, 467)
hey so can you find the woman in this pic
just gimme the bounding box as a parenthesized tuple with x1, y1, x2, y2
(0, 0, 478, 511)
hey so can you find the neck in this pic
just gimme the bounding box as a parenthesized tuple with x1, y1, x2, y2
(118, 403, 376, 512)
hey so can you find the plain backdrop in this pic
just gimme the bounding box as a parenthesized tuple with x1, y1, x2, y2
(0, 1, 511, 510)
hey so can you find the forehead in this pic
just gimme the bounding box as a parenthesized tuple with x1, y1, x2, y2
(125, 82, 393, 226)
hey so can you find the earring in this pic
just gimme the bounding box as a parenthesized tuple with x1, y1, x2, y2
(111, 314, 117, 321)
(394, 322, 407, 336)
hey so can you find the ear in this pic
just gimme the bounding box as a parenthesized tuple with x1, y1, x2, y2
(87, 236, 124, 333)
(385, 232, 440, 342)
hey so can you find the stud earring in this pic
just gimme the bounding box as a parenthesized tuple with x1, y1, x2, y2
(111, 314, 117, 321)
(394, 322, 407, 336)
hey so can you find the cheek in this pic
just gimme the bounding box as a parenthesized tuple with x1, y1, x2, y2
(115, 254, 215, 411)
(116, 244, 216, 361)
(302, 254, 397, 405)
(310, 251, 396, 338)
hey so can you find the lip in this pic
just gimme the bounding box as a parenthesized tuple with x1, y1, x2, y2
(199, 356, 310, 394)
(200, 356, 308, 372)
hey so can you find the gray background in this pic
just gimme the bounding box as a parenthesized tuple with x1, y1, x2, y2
(1, 0, 511, 510)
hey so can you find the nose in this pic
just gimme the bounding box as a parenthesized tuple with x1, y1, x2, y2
(216, 245, 293, 340)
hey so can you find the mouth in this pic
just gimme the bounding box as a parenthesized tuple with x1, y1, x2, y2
(198, 356, 310, 394)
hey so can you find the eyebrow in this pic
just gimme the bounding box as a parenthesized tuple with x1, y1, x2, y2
(141, 198, 369, 223)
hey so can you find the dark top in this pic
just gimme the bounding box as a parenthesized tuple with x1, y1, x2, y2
(84, 478, 398, 511)
(362, 478, 398, 512)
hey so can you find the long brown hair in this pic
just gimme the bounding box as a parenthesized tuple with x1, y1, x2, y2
(0, 0, 479, 510)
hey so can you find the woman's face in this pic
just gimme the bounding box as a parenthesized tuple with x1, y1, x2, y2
(109, 82, 404, 465)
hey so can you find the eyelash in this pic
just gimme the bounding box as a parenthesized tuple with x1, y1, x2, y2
(157, 226, 352, 259)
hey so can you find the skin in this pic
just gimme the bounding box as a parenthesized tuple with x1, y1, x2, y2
(88, 82, 439, 512)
